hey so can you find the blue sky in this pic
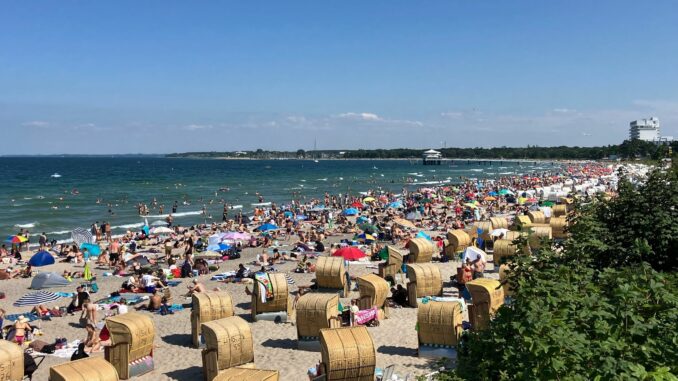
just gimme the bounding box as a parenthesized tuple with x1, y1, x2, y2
(1, 1, 677, 154)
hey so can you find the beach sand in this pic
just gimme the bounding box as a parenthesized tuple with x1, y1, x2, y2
(1, 237, 496, 381)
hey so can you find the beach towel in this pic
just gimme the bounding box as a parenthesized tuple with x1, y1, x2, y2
(353, 307, 378, 325)
(254, 272, 273, 302)
(4, 313, 41, 323)
(285, 273, 295, 285)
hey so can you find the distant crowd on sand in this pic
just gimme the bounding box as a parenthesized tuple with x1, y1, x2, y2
(0, 161, 620, 378)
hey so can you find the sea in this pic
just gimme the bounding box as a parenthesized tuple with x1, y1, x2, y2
(0, 157, 562, 243)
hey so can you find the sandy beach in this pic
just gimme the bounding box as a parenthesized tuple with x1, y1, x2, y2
(2, 237, 496, 380)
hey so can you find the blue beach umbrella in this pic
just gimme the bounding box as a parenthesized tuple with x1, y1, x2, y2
(284, 211, 294, 218)
(255, 223, 278, 231)
(342, 208, 359, 216)
(488, 191, 498, 196)
(388, 201, 404, 209)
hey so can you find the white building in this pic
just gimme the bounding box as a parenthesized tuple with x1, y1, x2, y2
(629, 117, 660, 141)
(422, 149, 442, 165)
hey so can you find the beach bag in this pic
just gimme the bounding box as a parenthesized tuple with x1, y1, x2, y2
(41, 343, 56, 354)
(91, 282, 99, 293)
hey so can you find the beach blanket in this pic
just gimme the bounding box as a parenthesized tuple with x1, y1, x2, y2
(210, 271, 236, 281)
(4, 313, 40, 323)
(166, 280, 181, 287)
(430, 297, 467, 313)
(254, 272, 273, 302)
(44, 340, 81, 359)
(155, 304, 184, 314)
(353, 307, 378, 325)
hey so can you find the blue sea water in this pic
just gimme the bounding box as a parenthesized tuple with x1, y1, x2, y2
(0, 157, 559, 241)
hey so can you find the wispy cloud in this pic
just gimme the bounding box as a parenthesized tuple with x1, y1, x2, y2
(22, 120, 50, 128)
(334, 112, 383, 121)
(183, 124, 214, 131)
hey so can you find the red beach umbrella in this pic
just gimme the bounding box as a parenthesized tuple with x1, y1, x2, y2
(332, 247, 366, 261)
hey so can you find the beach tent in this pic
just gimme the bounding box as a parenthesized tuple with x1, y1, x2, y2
(150, 226, 173, 235)
(28, 250, 55, 267)
(30, 272, 70, 289)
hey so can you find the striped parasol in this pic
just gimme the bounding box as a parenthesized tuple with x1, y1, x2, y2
(13, 291, 63, 307)
(285, 273, 295, 285)
(71, 227, 95, 247)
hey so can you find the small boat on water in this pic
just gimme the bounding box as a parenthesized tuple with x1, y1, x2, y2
(251, 202, 272, 207)
(51, 173, 62, 178)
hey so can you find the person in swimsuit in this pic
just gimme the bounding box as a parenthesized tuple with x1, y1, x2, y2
(14, 316, 31, 346)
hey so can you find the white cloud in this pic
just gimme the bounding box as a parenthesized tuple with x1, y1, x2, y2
(183, 124, 213, 131)
(335, 112, 383, 121)
(552, 108, 576, 114)
(22, 120, 50, 128)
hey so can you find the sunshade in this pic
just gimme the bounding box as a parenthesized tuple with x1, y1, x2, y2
(444, 197, 454, 202)
(13, 291, 63, 307)
(388, 201, 403, 209)
(357, 233, 376, 243)
(464, 203, 478, 209)
(418, 198, 432, 204)
(393, 218, 416, 229)
(488, 191, 498, 196)
(462, 246, 487, 264)
(6, 235, 27, 244)
(222, 232, 251, 240)
(71, 227, 95, 247)
(541, 201, 555, 207)
(358, 223, 379, 234)
(150, 226, 174, 235)
(28, 250, 55, 267)
(484, 196, 497, 201)
(30, 272, 70, 289)
(499, 189, 514, 196)
(350, 201, 364, 208)
(342, 208, 359, 216)
(362, 197, 376, 203)
(332, 247, 366, 260)
(255, 223, 278, 231)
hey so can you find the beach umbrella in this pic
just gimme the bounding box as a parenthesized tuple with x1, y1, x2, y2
(418, 198, 432, 204)
(488, 191, 498, 196)
(444, 197, 454, 202)
(83, 262, 92, 281)
(5, 235, 27, 244)
(350, 201, 363, 208)
(28, 250, 55, 267)
(295, 215, 307, 220)
(13, 291, 62, 307)
(464, 203, 478, 209)
(150, 226, 174, 235)
(223, 232, 251, 241)
(484, 196, 497, 201)
(362, 197, 376, 203)
(499, 189, 513, 196)
(284, 211, 294, 218)
(342, 208, 359, 216)
(358, 223, 379, 234)
(332, 247, 366, 261)
(71, 227, 95, 247)
(378, 195, 388, 202)
(356, 216, 369, 224)
(405, 211, 422, 221)
(387, 201, 403, 209)
(541, 201, 555, 207)
(393, 218, 416, 229)
(255, 223, 278, 231)
(150, 220, 168, 226)
(356, 233, 375, 243)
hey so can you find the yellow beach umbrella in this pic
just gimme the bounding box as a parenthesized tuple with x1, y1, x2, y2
(363, 197, 376, 203)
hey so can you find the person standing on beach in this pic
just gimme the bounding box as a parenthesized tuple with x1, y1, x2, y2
(105, 222, 112, 242)
(38, 232, 47, 249)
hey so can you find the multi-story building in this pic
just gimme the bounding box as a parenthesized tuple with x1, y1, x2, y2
(629, 117, 660, 141)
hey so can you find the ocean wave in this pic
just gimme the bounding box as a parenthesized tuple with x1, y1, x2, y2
(15, 222, 37, 228)
(112, 222, 145, 230)
(46, 230, 70, 235)
(144, 210, 203, 219)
